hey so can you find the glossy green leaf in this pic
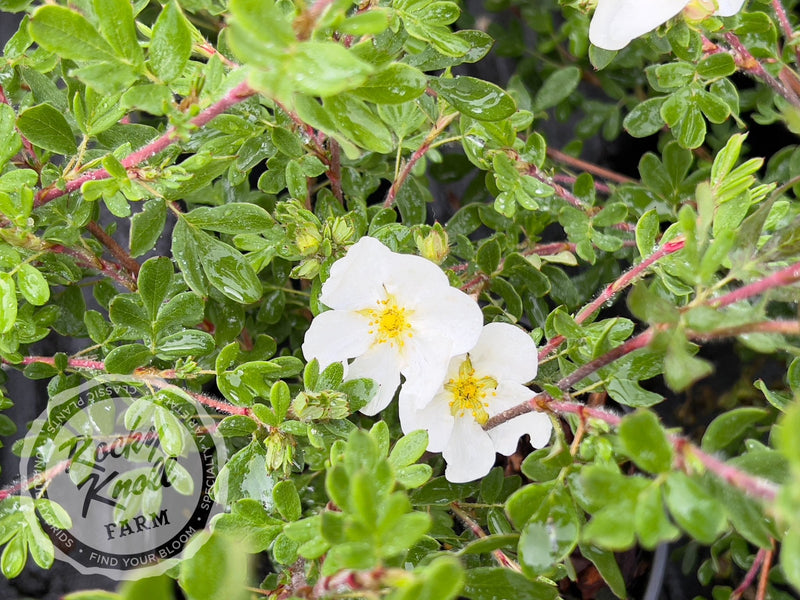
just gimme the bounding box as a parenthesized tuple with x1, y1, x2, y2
(664, 472, 726, 544)
(179, 532, 249, 600)
(431, 76, 515, 121)
(619, 409, 673, 473)
(212, 499, 283, 553)
(388, 430, 429, 469)
(623, 97, 666, 138)
(149, 1, 191, 82)
(462, 567, 558, 600)
(1, 533, 26, 579)
(156, 330, 215, 358)
(29, 5, 117, 61)
(16, 263, 49, 306)
(17, 103, 77, 155)
(130, 199, 167, 257)
(93, 0, 144, 67)
(185, 204, 276, 234)
(104, 343, 152, 374)
(634, 483, 680, 549)
(350, 63, 427, 104)
(273, 480, 302, 521)
(533, 66, 581, 112)
(0, 272, 17, 333)
(701, 407, 768, 454)
(325, 95, 394, 154)
(193, 228, 262, 304)
(138, 256, 173, 320)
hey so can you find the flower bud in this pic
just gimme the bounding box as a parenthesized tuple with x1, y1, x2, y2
(414, 223, 450, 265)
(328, 217, 355, 246)
(295, 223, 322, 256)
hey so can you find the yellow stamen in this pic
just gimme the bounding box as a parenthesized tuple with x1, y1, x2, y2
(361, 295, 413, 348)
(445, 355, 497, 425)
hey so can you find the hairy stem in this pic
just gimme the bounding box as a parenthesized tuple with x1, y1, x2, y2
(86, 220, 141, 278)
(771, 0, 800, 67)
(35, 80, 257, 207)
(451, 502, 522, 572)
(546, 147, 635, 185)
(538, 238, 686, 361)
(711, 259, 800, 308)
(721, 32, 800, 109)
(384, 112, 458, 208)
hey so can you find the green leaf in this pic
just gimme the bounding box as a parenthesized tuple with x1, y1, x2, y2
(430, 76, 515, 121)
(634, 483, 680, 549)
(138, 256, 173, 321)
(156, 330, 215, 358)
(17, 104, 77, 155)
(172, 219, 208, 296)
(104, 343, 151, 374)
(0, 104, 21, 168)
(1, 533, 26, 579)
(93, 0, 144, 67)
(29, 5, 117, 61)
(579, 543, 627, 599)
(388, 430, 429, 469)
(533, 66, 581, 112)
(212, 499, 283, 553)
(214, 439, 273, 506)
(606, 378, 663, 408)
(623, 97, 665, 138)
(783, 526, 800, 591)
(674, 104, 706, 150)
(518, 495, 579, 577)
(350, 63, 427, 104)
(288, 42, 374, 97)
(0, 272, 17, 333)
(462, 567, 558, 600)
(701, 407, 768, 454)
(16, 263, 49, 306)
(664, 472, 726, 544)
(192, 228, 262, 304)
(696, 53, 736, 78)
(179, 532, 249, 600)
(130, 199, 167, 257)
(273, 480, 302, 521)
(325, 95, 394, 154)
(711, 132, 746, 186)
(149, 0, 192, 83)
(618, 409, 673, 473)
(476, 237, 501, 274)
(186, 204, 276, 234)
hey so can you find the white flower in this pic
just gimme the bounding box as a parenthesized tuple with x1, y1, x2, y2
(399, 322, 552, 483)
(301, 236, 483, 416)
(589, 0, 746, 51)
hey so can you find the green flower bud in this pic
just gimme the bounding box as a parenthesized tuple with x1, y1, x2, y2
(295, 223, 323, 256)
(414, 223, 450, 265)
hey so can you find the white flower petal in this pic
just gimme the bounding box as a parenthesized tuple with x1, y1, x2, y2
(301, 310, 371, 368)
(412, 286, 484, 355)
(589, 0, 689, 50)
(399, 391, 454, 453)
(319, 237, 395, 310)
(443, 418, 496, 483)
(489, 412, 553, 455)
(347, 344, 402, 415)
(469, 322, 538, 383)
(400, 333, 459, 409)
(715, 0, 746, 16)
(381, 253, 450, 302)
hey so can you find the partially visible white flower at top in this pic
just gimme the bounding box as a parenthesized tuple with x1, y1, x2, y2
(589, 0, 746, 51)
(301, 236, 483, 416)
(399, 322, 552, 483)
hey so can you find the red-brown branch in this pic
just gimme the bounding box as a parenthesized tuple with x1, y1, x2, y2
(35, 81, 257, 207)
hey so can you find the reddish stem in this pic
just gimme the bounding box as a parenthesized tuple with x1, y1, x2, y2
(451, 502, 521, 572)
(546, 147, 635, 185)
(384, 113, 458, 208)
(712, 259, 800, 308)
(722, 32, 800, 109)
(0, 459, 71, 502)
(731, 548, 768, 600)
(685, 444, 778, 503)
(17, 356, 105, 370)
(86, 220, 141, 278)
(538, 238, 686, 361)
(771, 0, 800, 67)
(35, 81, 257, 207)
(556, 328, 656, 391)
(49, 244, 137, 290)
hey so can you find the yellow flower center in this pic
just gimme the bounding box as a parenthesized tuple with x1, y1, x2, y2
(363, 296, 413, 348)
(444, 356, 497, 425)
